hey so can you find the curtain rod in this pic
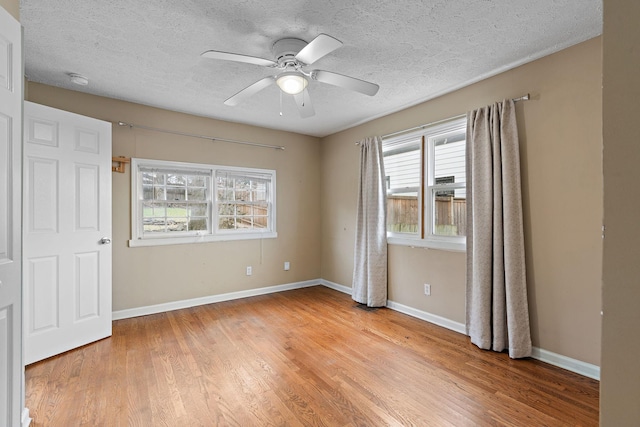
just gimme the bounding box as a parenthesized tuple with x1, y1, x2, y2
(356, 93, 530, 144)
(116, 121, 286, 151)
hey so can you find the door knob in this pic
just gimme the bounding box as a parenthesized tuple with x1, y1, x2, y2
(99, 237, 112, 245)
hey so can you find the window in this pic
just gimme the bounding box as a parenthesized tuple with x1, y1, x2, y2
(140, 167, 210, 235)
(383, 116, 466, 251)
(130, 159, 276, 247)
(216, 170, 271, 232)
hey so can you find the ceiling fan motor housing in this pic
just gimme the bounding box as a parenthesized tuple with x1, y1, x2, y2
(272, 38, 308, 66)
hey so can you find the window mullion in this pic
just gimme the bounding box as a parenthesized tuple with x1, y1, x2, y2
(420, 135, 426, 240)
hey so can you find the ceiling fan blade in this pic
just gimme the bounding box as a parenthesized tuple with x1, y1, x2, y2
(293, 89, 315, 118)
(311, 70, 379, 96)
(224, 76, 276, 106)
(201, 50, 276, 67)
(295, 34, 343, 65)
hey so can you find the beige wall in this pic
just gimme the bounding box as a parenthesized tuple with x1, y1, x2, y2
(26, 82, 322, 311)
(601, 0, 640, 424)
(0, 0, 18, 21)
(321, 37, 603, 365)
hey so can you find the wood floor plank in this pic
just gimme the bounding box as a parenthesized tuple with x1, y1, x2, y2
(25, 286, 599, 426)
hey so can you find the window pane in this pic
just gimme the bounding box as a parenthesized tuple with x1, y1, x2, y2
(142, 186, 153, 200)
(253, 202, 268, 216)
(143, 203, 165, 218)
(154, 187, 167, 200)
(166, 219, 187, 232)
(432, 190, 466, 236)
(384, 146, 421, 190)
(167, 187, 186, 201)
(143, 186, 166, 201)
(167, 205, 188, 218)
(188, 175, 206, 187)
(383, 137, 421, 236)
(235, 190, 250, 201)
(253, 216, 268, 229)
(214, 170, 274, 234)
(189, 204, 207, 216)
(251, 189, 267, 202)
(143, 201, 167, 233)
(234, 178, 250, 190)
(387, 192, 419, 234)
(167, 174, 186, 185)
(218, 203, 236, 216)
(153, 174, 165, 185)
(433, 130, 466, 188)
(217, 188, 233, 201)
(143, 222, 166, 233)
(187, 188, 206, 201)
(142, 172, 155, 185)
(236, 203, 251, 216)
(188, 218, 207, 231)
(218, 216, 236, 230)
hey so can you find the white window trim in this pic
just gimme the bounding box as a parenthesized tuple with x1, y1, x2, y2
(384, 116, 467, 252)
(129, 158, 277, 247)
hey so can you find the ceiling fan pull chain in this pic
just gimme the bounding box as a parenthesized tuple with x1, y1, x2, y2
(279, 90, 283, 116)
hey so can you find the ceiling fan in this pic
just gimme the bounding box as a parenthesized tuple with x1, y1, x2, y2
(201, 34, 380, 118)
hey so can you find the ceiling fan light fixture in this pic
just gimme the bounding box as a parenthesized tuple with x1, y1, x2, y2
(276, 72, 308, 95)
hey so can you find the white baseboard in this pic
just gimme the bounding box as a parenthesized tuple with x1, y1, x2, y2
(319, 279, 352, 294)
(319, 280, 600, 380)
(22, 408, 31, 427)
(320, 279, 467, 333)
(112, 279, 321, 320)
(111, 278, 600, 380)
(385, 300, 467, 334)
(531, 347, 600, 380)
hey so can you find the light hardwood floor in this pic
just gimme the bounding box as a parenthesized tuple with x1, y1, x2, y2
(25, 286, 599, 426)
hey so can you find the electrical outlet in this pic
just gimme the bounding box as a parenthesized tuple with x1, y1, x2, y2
(424, 283, 431, 296)
(284, 261, 290, 271)
(246, 266, 252, 276)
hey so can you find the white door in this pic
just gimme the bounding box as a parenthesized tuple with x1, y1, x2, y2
(23, 101, 112, 365)
(0, 6, 24, 427)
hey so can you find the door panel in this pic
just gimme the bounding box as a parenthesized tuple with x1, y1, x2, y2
(23, 101, 112, 365)
(27, 157, 59, 233)
(76, 164, 99, 230)
(0, 113, 11, 261)
(75, 251, 100, 319)
(28, 256, 59, 332)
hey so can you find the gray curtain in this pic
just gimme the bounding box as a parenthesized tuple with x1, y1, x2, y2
(466, 99, 532, 359)
(352, 136, 388, 307)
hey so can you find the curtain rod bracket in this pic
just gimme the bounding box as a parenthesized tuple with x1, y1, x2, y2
(112, 156, 131, 173)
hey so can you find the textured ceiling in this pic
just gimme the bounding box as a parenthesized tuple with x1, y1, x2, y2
(21, 0, 602, 137)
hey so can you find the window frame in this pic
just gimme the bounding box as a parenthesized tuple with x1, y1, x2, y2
(384, 116, 467, 252)
(129, 158, 277, 247)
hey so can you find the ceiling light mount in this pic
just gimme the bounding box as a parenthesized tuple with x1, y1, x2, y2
(69, 73, 89, 86)
(276, 71, 308, 95)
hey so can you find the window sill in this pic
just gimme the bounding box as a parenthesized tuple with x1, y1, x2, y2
(129, 231, 278, 247)
(387, 235, 466, 252)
